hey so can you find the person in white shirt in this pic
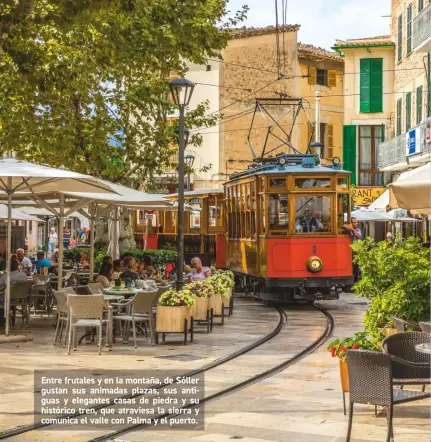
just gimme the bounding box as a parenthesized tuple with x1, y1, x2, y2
(16, 248, 32, 272)
(48, 227, 58, 254)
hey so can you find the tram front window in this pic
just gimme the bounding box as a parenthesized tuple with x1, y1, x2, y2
(295, 196, 331, 233)
(269, 194, 289, 230)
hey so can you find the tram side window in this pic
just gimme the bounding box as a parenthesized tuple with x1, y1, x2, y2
(251, 182, 256, 238)
(337, 193, 350, 234)
(259, 194, 266, 234)
(295, 178, 331, 189)
(189, 204, 201, 230)
(295, 196, 331, 233)
(269, 194, 289, 231)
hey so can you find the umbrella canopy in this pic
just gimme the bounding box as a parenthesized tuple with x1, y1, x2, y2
(0, 204, 41, 222)
(0, 157, 117, 336)
(351, 209, 391, 222)
(368, 190, 389, 211)
(388, 163, 431, 214)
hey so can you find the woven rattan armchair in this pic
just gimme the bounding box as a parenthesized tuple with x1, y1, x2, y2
(52, 289, 69, 347)
(419, 322, 431, 333)
(112, 290, 159, 347)
(346, 350, 430, 442)
(382, 332, 431, 391)
(392, 316, 421, 332)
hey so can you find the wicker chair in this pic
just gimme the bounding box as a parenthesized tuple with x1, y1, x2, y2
(67, 294, 110, 355)
(10, 280, 33, 327)
(32, 275, 53, 316)
(52, 289, 69, 346)
(113, 290, 159, 348)
(392, 316, 421, 332)
(87, 282, 104, 295)
(382, 332, 431, 391)
(419, 322, 431, 333)
(346, 350, 430, 442)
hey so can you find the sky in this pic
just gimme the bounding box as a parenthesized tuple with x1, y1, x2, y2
(227, 0, 391, 49)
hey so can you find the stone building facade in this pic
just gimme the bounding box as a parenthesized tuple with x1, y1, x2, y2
(188, 25, 344, 189)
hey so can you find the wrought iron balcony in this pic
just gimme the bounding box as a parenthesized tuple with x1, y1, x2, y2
(377, 116, 431, 170)
(413, 2, 431, 51)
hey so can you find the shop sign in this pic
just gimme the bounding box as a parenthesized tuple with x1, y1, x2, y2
(352, 187, 385, 206)
(426, 122, 431, 143)
(406, 128, 421, 156)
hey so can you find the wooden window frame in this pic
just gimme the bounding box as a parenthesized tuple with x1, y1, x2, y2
(407, 4, 413, 55)
(316, 69, 327, 86)
(396, 98, 402, 135)
(358, 126, 384, 186)
(406, 92, 412, 131)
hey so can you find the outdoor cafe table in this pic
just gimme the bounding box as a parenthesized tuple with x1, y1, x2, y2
(415, 343, 431, 354)
(103, 288, 136, 296)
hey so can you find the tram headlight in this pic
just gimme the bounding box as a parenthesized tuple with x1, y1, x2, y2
(332, 156, 341, 166)
(307, 256, 323, 273)
(278, 157, 287, 166)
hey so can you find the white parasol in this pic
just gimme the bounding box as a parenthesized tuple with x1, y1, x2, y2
(0, 156, 115, 335)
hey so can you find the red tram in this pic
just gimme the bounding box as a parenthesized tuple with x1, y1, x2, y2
(224, 154, 353, 302)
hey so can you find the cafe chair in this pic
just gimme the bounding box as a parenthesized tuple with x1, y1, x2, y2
(382, 332, 431, 391)
(392, 316, 421, 333)
(67, 294, 111, 355)
(346, 349, 430, 442)
(113, 290, 159, 348)
(10, 280, 33, 327)
(419, 322, 431, 333)
(32, 274, 53, 316)
(52, 289, 69, 347)
(87, 282, 104, 295)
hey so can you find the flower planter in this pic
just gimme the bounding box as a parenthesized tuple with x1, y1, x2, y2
(191, 297, 209, 321)
(155, 306, 193, 344)
(379, 327, 398, 337)
(339, 360, 349, 393)
(209, 294, 223, 316)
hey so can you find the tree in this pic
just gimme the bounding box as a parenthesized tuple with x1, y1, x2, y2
(0, 0, 247, 186)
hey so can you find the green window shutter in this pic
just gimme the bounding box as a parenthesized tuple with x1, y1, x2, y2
(408, 4, 413, 47)
(406, 92, 412, 131)
(370, 58, 383, 112)
(416, 86, 423, 125)
(419, 0, 424, 12)
(397, 98, 402, 135)
(398, 14, 403, 62)
(343, 125, 357, 185)
(381, 124, 385, 142)
(360, 59, 371, 113)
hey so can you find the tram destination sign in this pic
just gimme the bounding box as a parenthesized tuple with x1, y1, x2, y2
(352, 187, 385, 207)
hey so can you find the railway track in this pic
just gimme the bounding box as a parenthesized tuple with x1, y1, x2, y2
(89, 304, 334, 442)
(0, 303, 286, 440)
(0, 303, 334, 441)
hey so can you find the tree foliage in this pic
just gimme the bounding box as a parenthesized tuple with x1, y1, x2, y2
(352, 236, 430, 341)
(0, 0, 247, 186)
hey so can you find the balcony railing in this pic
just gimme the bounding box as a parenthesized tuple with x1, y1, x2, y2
(377, 116, 431, 169)
(413, 2, 431, 49)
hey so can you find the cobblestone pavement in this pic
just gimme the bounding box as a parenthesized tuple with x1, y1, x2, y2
(0, 294, 429, 441)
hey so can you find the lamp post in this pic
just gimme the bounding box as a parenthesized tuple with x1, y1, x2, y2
(169, 77, 195, 290)
(184, 152, 195, 191)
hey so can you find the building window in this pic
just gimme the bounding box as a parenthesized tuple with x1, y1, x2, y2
(416, 86, 423, 125)
(316, 69, 327, 86)
(397, 98, 402, 135)
(358, 126, 384, 186)
(206, 65, 212, 72)
(418, 0, 424, 12)
(397, 14, 403, 62)
(406, 92, 412, 131)
(407, 4, 413, 55)
(360, 58, 383, 113)
(307, 122, 333, 158)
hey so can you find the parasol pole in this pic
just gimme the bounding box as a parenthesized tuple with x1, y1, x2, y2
(89, 204, 96, 282)
(5, 177, 12, 335)
(57, 194, 65, 290)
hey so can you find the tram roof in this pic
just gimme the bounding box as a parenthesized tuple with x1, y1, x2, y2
(228, 162, 351, 181)
(164, 188, 224, 199)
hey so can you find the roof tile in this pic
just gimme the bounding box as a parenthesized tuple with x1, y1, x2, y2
(333, 35, 394, 47)
(297, 43, 344, 62)
(231, 25, 300, 39)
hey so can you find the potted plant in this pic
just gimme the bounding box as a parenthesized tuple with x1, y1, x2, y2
(206, 274, 229, 316)
(185, 281, 214, 321)
(327, 332, 377, 395)
(156, 288, 195, 334)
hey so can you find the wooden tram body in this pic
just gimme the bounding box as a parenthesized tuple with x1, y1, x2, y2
(224, 154, 353, 302)
(160, 189, 226, 268)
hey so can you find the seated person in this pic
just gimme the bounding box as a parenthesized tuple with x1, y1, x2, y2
(112, 259, 122, 280)
(295, 208, 323, 233)
(0, 257, 27, 295)
(145, 265, 156, 279)
(50, 250, 59, 266)
(16, 248, 32, 272)
(96, 262, 113, 288)
(120, 261, 140, 282)
(35, 250, 52, 273)
(79, 251, 89, 269)
(101, 256, 112, 266)
(184, 265, 193, 283)
(190, 257, 211, 281)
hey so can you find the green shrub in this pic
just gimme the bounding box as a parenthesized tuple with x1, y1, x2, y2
(120, 249, 177, 266)
(352, 236, 430, 341)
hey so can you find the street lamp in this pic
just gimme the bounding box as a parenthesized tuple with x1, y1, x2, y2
(184, 152, 195, 191)
(169, 77, 195, 290)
